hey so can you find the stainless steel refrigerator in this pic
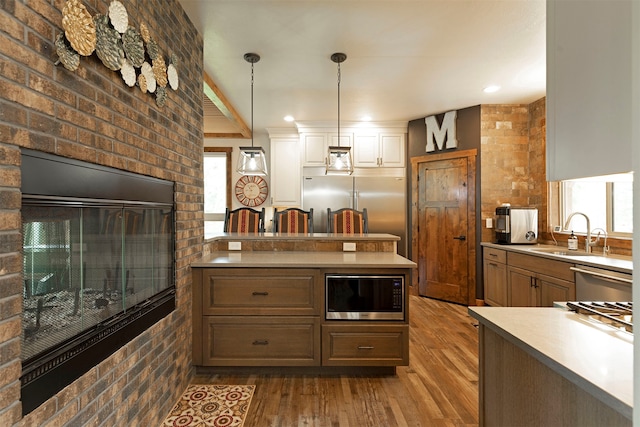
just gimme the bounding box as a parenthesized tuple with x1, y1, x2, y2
(302, 175, 407, 256)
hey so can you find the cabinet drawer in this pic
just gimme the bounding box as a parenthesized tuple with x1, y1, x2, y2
(322, 324, 408, 366)
(203, 269, 321, 315)
(483, 247, 506, 264)
(507, 252, 574, 282)
(203, 316, 320, 366)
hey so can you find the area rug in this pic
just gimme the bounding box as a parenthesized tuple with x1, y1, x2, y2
(161, 384, 255, 427)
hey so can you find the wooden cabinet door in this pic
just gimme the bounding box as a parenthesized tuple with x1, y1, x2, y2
(538, 275, 576, 307)
(508, 265, 575, 307)
(484, 259, 507, 307)
(508, 266, 535, 307)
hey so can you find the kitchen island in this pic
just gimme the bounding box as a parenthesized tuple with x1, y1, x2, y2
(469, 306, 632, 426)
(192, 233, 415, 370)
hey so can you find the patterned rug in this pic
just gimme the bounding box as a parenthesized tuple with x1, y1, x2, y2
(161, 384, 255, 427)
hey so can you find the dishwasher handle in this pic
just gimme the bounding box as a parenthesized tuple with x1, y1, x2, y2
(570, 266, 633, 284)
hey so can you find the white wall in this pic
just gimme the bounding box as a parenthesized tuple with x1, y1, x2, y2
(633, 1, 640, 423)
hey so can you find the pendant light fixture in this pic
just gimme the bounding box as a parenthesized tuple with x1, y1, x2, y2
(326, 52, 353, 175)
(237, 52, 268, 176)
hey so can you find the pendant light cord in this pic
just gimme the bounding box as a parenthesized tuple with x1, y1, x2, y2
(337, 62, 341, 147)
(251, 61, 255, 148)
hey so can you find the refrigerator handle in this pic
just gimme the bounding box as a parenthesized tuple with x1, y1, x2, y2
(353, 190, 359, 210)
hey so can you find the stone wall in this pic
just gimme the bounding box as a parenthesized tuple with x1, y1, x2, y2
(0, 0, 203, 425)
(527, 97, 548, 235)
(479, 104, 535, 243)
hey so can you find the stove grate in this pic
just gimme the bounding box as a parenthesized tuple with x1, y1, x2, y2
(566, 301, 633, 333)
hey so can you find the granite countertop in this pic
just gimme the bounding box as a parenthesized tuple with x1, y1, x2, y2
(191, 251, 416, 268)
(481, 242, 633, 274)
(469, 306, 633, 419)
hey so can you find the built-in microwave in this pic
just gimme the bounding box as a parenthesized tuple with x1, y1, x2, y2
(325, 275, 405, 321)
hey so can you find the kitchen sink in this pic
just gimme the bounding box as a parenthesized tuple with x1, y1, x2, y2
(528, 248, 595, 256)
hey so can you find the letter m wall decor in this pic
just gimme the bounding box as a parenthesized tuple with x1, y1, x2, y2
(425, 110, 458, 152)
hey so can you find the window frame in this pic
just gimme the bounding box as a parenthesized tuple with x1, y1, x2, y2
(203, 147, 232, 225)
(559, 178, 632, 239)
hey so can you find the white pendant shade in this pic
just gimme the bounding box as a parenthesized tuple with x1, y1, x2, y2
(237, 146, 268, 176)
(326, 146, 353, 175)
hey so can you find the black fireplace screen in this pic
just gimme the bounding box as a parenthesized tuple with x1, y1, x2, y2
(22, 202, 173, 361)
(20, 149, 176, 414)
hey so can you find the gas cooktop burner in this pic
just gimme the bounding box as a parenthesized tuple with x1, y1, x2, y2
(566, 301, 633, 333)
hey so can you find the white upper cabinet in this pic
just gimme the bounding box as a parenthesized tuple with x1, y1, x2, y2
(301, 131, 352, 167)
(353, 133, 379, 167)
(268, 130, 301, 207)
(297, 121, 407, 172)
(546, 0, 632, 181)
(301, 133, 328, 167)
(354, 132, 405, 168)
(380, 133, 405, 167)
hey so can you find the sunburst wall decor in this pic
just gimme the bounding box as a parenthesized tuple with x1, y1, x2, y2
(56, 0, 179, 107)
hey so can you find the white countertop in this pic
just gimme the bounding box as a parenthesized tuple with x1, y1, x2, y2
(469, 306, 633, 419)
(481, 242, 633, 274)
(205, 232, 401, 242)
(191, 251, 417, 268)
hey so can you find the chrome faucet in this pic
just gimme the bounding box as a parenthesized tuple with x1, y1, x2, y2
(564, 212, 598, 253)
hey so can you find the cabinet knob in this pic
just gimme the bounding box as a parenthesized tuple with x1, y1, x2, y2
(453, 235, 466, 241)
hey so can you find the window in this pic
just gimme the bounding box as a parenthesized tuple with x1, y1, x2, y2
(204, 148, 231, 236)
(560, 173, 633, 237)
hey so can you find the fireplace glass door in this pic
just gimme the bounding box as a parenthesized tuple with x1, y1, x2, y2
(22, 201, 173, 362)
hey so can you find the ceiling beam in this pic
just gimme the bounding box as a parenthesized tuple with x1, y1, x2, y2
(203, 72, 251, 139)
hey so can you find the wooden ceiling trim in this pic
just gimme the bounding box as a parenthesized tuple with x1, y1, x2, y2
(204, 132, 245, 139)
(203, 72, 251, 138)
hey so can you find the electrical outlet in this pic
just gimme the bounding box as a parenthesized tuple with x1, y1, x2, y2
(553, 225, 562, 233)
(343, 242, 356, 252)
(486, 218, 493, 228)
(228, 241, 242, 250)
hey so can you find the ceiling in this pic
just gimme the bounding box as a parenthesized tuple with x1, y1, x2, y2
(178, 0, 546, 138)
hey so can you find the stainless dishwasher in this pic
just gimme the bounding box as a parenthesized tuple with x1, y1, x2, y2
(571, 265, 632, 301)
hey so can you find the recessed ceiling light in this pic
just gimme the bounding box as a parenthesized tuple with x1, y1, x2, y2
(283, 115, 295, 122)
(483, 85, 501, 93)
(360, 115, 372, 122)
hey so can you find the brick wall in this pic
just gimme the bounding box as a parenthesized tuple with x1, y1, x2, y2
(1, 1, 203, 425)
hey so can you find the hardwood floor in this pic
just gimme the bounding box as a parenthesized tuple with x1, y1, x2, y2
(191, 295, 480, 426)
